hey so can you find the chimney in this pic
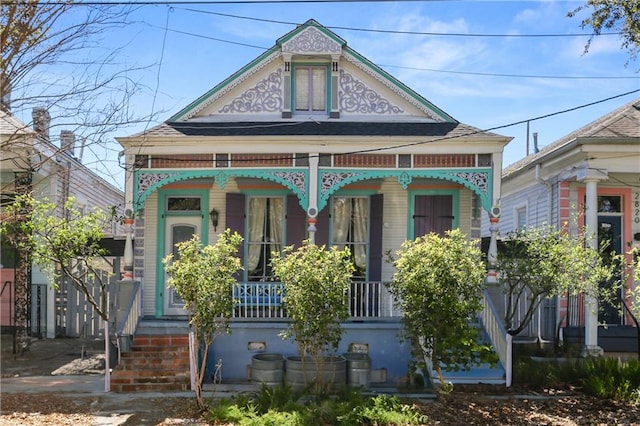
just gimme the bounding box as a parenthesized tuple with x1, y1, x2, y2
(32, 108, 51, 140)
(533, 132, 539, 154)
(60, 130, 75, 157)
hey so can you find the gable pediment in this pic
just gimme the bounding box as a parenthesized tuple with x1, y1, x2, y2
(280, 25, 343, 57)
(170, 19, 456, 123)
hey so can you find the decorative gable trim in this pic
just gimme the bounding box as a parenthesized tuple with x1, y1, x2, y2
(219, 69, 283, 114)
(172, 50, 281, 120)
(281, 25, 342, 56)
(339, 70, 403, 115)
(342, 49, 454, 122)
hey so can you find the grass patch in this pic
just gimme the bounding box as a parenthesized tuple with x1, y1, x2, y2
(205, 384, 428, 426)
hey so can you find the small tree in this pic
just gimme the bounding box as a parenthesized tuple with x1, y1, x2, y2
(618, 246, 640, 358)
(0, 194, 114, 319)
(495, 223, 613, 338)
(389, 229, 494, 390)
(271, 241, 354, 392)
(0, 194, 116, 386)
(163, 230, 242, 410)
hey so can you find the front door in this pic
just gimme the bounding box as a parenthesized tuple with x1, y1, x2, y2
(597, 215, 623, 325)
(164, 215, 201, 316)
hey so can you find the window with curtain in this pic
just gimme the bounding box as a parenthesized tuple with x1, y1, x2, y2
(332, 196, 369, 281)
(247, 196, 284, 281)
(294, 66, 327, 113)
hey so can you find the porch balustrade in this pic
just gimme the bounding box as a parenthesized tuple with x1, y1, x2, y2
(232, 281, 401, 320)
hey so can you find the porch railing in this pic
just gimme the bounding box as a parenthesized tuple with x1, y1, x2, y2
(232, 281, 401, 320)
(111, 280, 141, 360)
(481, 290, 512, 387)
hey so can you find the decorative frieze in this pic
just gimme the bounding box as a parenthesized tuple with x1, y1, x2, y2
(343, 52, 442, 121)
(339, 70, 403, 114)
(137, 173, 174, 198)
(231, 153, 293, 167)
(334, 153, 396, 168)
(183, 52, 280, 119)
(453, 172, 489, 196)
(150, 154, 213, 169)
(414, 154, 476, 168)
(321, 172, 359, 196)
(281, 26, 342, 55)
(219, 69, 283, 113)
(272, 171, 306, 195)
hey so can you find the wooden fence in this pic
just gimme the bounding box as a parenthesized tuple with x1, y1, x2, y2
(55, 257, 121, 338)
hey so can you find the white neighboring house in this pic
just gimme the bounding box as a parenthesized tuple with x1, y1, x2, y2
(496, 99, 640, 353)
(1, 107, 124, 339)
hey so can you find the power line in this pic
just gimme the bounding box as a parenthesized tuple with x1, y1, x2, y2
(142, 23, 635, 81)
(179, 8, 622, 38)
(7, 1, 623, 38)
(376, 64, 639, 80)
(127, 90, 639, 170)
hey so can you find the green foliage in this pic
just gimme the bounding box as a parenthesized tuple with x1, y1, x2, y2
(206, 386, 428, 426)
(162, 229, 242, 410)
(581, 357, 640, 402)
(389, 229, 493, 386)
(496, 223, 613, 336)
(568, 0, 640, 63)
(271, 241, 353, 392)
(514, 356, 640, 403)
(163, 229, 242, 340)
(0, 194, 114, 319)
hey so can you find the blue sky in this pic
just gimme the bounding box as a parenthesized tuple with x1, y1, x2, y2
(14, 1, 639, 190)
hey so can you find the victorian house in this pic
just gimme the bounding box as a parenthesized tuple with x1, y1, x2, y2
(115, 19, 512, 390)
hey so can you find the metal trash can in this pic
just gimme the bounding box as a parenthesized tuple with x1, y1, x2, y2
(251, 353, 284, 386)
(344, 352, 371, 388)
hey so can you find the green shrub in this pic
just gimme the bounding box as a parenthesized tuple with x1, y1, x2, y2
(206, 385, 428, 425)
(514, 355, 640, 403)
(581, 358, 640, 403)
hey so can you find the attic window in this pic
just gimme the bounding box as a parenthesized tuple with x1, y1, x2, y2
(294, 66, 327, 114)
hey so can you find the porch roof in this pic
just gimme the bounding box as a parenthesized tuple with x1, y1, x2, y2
(165, 121, 500, 139)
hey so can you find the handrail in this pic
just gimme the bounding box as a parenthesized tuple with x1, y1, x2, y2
(112, 280, 141, 362)
(481, 289, 512, 387)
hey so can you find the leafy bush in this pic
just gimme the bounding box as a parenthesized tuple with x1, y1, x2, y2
(206, 385, 428, 425)
(514, 356, 640, 403)
(581, 357, 640, 403)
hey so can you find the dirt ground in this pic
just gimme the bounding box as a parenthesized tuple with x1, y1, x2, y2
(1, 335, 640, 425)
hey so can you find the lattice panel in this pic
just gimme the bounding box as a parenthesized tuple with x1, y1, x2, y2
(334, 154, 395, 168)
(230, 154, 293, 167)
(150, 154, 213, 168)
(414, 154, 476, 168)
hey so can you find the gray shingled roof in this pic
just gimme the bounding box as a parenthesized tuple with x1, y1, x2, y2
(504, 98, 640, 177)
(163, 121, 502, 139)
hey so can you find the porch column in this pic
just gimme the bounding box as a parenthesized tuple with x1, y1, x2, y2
(582, 177, 603, 357)
(307, 153, 319, 244)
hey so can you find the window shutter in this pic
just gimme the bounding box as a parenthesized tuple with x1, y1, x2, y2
(315, 206, 330, 247)
(226, 193, 245, 279)
(369, 194, 383, 281)
(286, 195, 306, 248)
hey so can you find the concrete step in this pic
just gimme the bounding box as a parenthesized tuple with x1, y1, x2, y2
(135, 319, 189, 335)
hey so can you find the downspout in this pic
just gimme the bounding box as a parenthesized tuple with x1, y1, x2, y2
(534, 161, 553, 344)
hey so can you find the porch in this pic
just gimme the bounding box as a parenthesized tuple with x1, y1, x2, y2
(112, 279, 508, 390)
(232, 281, 400, 320)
